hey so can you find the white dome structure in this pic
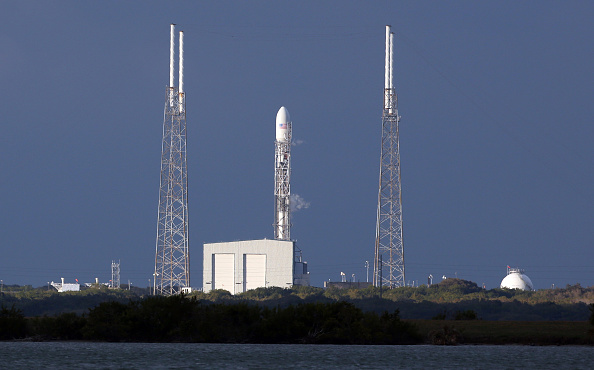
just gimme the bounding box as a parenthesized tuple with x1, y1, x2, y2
(500, 267, 534, 291)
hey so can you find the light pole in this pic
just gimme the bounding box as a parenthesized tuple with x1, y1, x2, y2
(365, 261, 369, 283)
(47, 282, 50, 291)
(153, 273, 158, 295)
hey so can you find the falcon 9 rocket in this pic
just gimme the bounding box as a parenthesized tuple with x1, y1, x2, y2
(274, 106, 291, 240)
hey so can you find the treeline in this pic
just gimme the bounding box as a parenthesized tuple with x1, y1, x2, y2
(0, 297, 420, 344)
(188, 281, 594, 321)
(1, 279, 593, 320)
(0, 287, 138, 317)
(189, 279, 594, 307)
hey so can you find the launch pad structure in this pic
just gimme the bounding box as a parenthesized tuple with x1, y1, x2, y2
(373, 25, 405, 288)
(274, 107, 292, 241)
(202, 106, 309, 294)
(152, 23, 404, 293)
(111, 260, 120, 289)
(154, 24, 191, 295)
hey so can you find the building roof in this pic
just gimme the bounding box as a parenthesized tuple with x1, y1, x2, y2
(500, 269, 534, 291)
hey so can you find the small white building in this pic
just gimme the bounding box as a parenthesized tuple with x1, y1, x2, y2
(203, 239, 309, 294)
(51, 277, 80, 293)
(500, 267, 534, 291)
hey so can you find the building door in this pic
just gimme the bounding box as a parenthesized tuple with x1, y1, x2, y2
(244, 254, 266, 292)
(213, 253, 235, 294)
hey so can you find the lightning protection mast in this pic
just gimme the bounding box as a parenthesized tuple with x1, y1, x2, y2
(154, 24, 190, 295)
(274, 106, 292, 240)
(373, 25, 405, 288)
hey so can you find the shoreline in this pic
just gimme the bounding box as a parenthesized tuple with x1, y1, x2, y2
(410, 319, 594, 346)
(4, 320, 593, 347)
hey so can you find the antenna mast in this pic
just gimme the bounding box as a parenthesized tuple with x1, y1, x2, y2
(373, 25, 405, 288)
(154, 24, 190, 295)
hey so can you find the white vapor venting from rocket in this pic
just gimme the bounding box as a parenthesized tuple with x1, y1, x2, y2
(290, 194, 310, 212)
(292, 139, 305, 147)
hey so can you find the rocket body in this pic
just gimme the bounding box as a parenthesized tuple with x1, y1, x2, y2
(274, 106, 291, 240)
(276, 106, 290, 142)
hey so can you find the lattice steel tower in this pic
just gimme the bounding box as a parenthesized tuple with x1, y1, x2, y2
(374, 25, 405, 288)
(154, 24, 190, 295)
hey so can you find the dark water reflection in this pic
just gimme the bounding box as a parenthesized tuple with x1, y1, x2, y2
(1, 342, 593, 369)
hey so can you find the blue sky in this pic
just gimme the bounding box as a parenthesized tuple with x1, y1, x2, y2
(1, 1, 592, 289)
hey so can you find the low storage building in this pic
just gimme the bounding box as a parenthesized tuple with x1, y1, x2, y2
(203, 239, 309, 294)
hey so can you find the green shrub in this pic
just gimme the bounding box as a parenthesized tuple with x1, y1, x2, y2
(0, 305, 28, 340)
(31, 312, 86, 340)
(454, 309, 478, 320)
(432, 310, 447, 320)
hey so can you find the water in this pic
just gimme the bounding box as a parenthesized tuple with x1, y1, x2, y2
(0, 342, 593, 369)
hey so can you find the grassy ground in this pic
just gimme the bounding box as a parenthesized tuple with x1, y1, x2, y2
(409, 320, 594, 345)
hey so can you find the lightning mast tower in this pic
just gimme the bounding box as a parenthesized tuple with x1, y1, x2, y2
(274, 106, 291, 240)
(373, 25, 405, 288)
(154, 24, 190, 295)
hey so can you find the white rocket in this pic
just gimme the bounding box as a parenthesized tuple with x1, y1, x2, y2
(274, 106, 291, 240)
(276, 106, 290, 142)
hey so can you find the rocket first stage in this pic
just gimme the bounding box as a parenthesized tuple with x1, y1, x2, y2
(274, 106, 291, 240)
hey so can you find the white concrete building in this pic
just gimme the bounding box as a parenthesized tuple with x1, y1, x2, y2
(203, 239, 309, 294)
(51, 278, 80, 293)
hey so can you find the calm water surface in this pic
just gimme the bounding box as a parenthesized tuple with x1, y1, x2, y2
(1, 342, 593, 369)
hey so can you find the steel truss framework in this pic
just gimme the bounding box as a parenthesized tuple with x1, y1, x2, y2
(111, 260, 120, 289)
(154, 86, 190, 295)
(274, 130, 291, 240)
(374, 26, 405, 288)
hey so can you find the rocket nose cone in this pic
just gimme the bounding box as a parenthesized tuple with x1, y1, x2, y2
(276, 106, 290, 125)
(276, 106, 290, 142)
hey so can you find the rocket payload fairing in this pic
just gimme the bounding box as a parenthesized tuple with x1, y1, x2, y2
(274, 106, 291, 240)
